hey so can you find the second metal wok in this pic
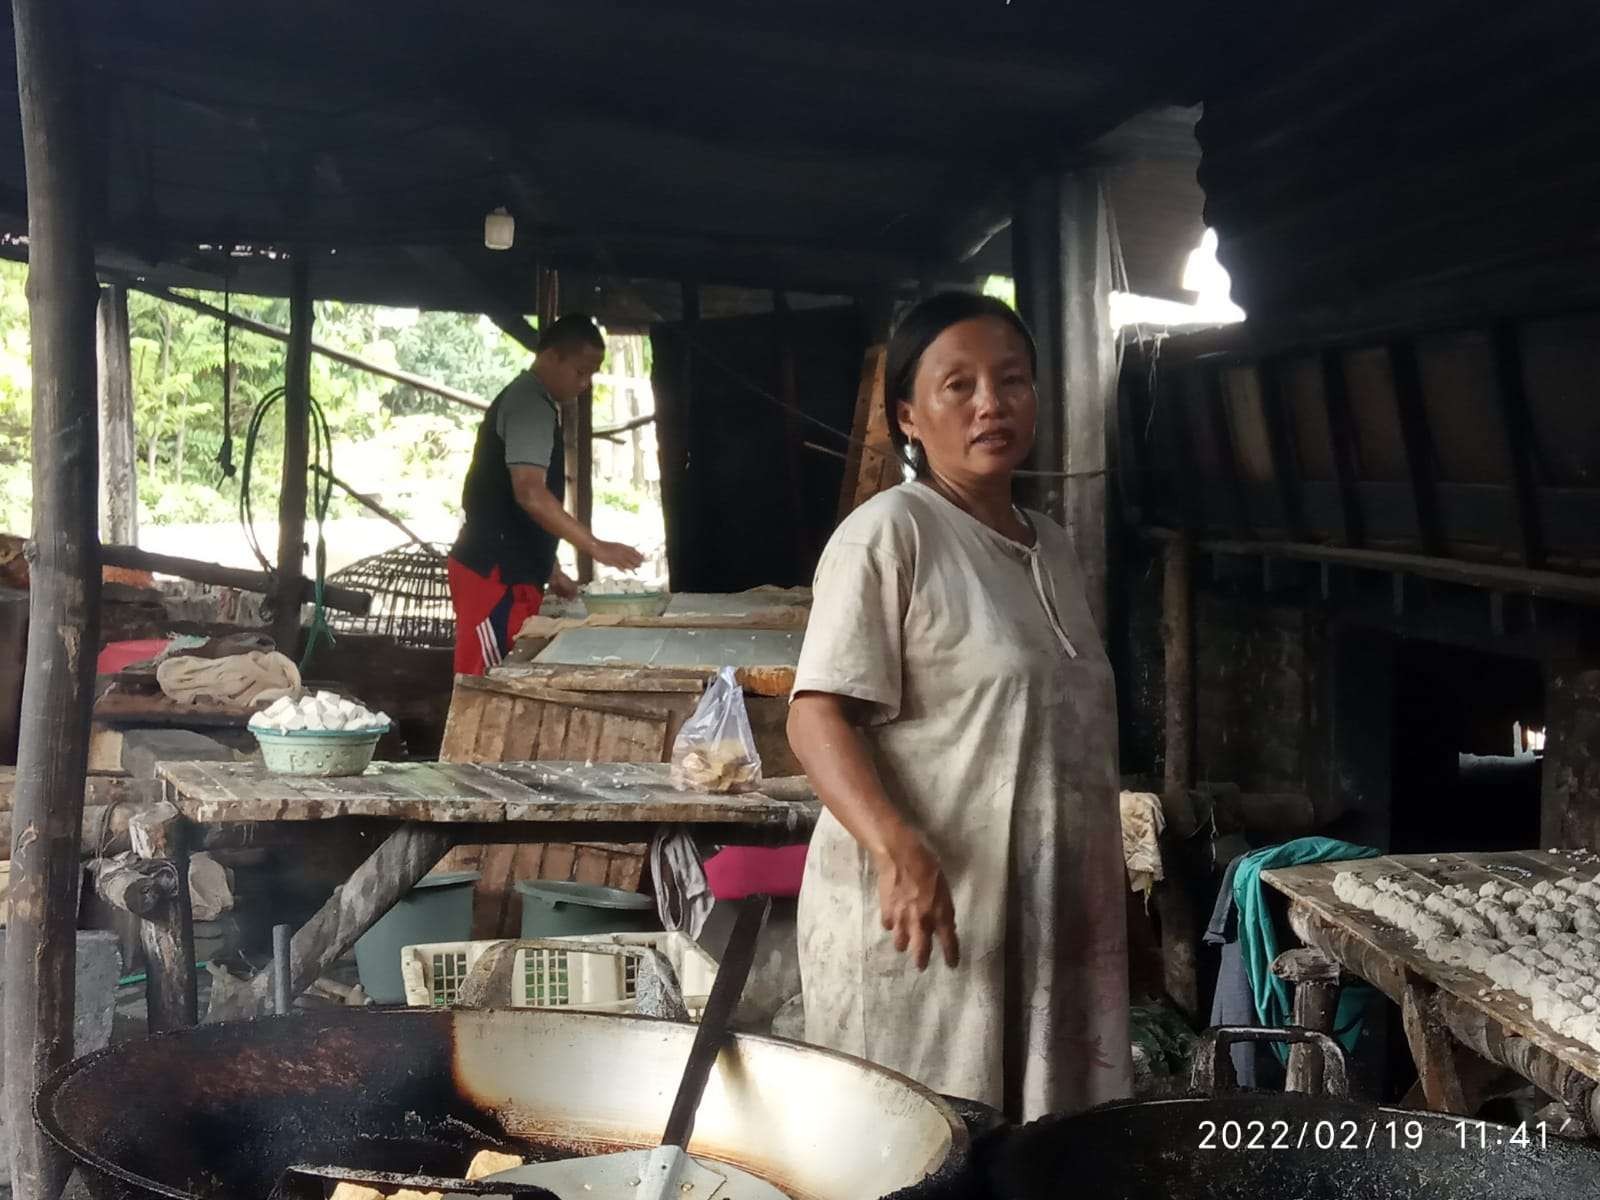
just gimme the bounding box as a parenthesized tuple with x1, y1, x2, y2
(898, 1028, 1600, 1200)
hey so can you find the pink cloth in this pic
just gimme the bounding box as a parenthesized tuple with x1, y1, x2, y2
(702, 844, 808, 900)
(97, 639, 172, 674)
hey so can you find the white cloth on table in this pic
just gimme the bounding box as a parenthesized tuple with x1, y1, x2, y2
(792, 482, 1132, 1121)
(155, 650, 300, 707)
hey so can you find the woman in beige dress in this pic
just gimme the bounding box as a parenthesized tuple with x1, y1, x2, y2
(787, 292, 1131, 1122)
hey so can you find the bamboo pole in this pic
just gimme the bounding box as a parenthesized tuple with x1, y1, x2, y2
(6, 1, 101, 1195)
(272, 260, 312, 653)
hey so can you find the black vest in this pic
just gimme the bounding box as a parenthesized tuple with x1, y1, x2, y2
(450, 383, 565, 586)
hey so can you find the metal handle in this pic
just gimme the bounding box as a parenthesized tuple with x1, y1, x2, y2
(271, 924, 292, 1016)
(660, 895, 770, 1150)
(1189, 1025, 1350, 1099)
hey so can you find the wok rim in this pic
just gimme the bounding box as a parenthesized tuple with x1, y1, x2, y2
(35, 1006, 968, 1200)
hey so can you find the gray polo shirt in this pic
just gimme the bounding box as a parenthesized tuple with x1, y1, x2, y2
(497, 371, 560, 469)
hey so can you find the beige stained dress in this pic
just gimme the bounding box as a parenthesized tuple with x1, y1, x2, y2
(793, 481, 1132, 1121)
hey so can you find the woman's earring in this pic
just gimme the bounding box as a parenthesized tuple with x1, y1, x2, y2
(908, 440, 925, 472)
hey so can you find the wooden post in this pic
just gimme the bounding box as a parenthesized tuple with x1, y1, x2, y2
(1320, 351, 1366, 548)
(1059, 171, 1116, 634)
(773, 292, 811, 568)
(96, 285, 138, 545)
(1011, 171, 1065, 523)
(840, 346, 893, 517)
(575, 379, 594, 584)
(1157, 534, 1199, 1018)
(837, 296, 894, 522)
(6, 2, 101, 1196)
(272, 258, 312, 654)
(130, 802, 198, 1030)
(657, 283, 701, 590)
(1400, 971, 1470, 1114)
(1272, 947, 1342, 1094)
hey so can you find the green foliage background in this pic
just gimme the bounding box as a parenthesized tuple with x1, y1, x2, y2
(0, 261, 649, 537)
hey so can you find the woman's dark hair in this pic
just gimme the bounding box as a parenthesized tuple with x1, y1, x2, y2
(538, 313, 606, 356)
(883, 291, 1038, 469)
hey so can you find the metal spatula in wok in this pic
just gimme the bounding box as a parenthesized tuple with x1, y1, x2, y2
(493, 895, 786, 1200)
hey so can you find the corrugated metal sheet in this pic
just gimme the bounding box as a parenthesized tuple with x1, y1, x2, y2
(1198, 0, 1600, 337)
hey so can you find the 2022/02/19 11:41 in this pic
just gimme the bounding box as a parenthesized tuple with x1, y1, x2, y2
(1455, 1120, 1554, 1150)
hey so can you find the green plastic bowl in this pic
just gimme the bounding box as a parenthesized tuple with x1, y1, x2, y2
(251, 723, 390, 777)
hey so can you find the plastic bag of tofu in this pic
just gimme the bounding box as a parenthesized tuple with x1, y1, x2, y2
(670, 666, 763, 793)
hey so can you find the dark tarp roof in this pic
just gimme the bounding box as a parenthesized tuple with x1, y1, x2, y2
(0, 1, 1319, 316)
(1199, 0, 1600, 341)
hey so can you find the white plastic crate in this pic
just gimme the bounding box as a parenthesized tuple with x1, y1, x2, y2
(399, 931, 717, 1018)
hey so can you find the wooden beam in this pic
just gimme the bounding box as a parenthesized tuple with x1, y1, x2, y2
(95, 285, 137, 545)
(1204, 367, 1252, 536)
(100, 544, 371, 613)
(128, 283, 489, 411)
(6, 1, 101, 1195)
(1060, 171, 1117, 634)
(310, 464, 432, 552)
(130, 802, 197, 1031)
(1272, 947, 1341, 1095)
(1115, 363, 1147, 526)
(1258, 358, 1306, 540)
(574, 381, 594, 585)
(1401, 971, 1471, 1115)
(1158, 534, 1199, 1018)
(660, 283, 701, 589)
(840, 345, 894, 518)
(488, 308, 541, 356)
(1319, 350, 1366, 547)
(593, 412, 655, 439)
(248, 822, 453, 1006)
(535, 265, 559, 333)
(1490, 322, 1546, 569)
(1140, 527, 1600, 606)
(773, 292, 811, 569)
(273, 259, 313, 653)
(1387, 341, 1445, 556)
(1011, 170, 1064, 524)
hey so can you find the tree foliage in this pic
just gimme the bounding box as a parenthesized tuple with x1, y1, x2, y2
(0, 263, 652, 546)
(0, 268, 533, 534)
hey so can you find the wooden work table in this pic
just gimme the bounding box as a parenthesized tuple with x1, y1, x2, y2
(133, 760, 819, 1031)
(1264, 850, 1600, 1132)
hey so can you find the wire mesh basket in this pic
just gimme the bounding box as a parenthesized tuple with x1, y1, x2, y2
(328, 541, 456, 648)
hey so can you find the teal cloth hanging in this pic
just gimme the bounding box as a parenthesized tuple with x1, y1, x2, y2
(1232, 837, 1381, 1064)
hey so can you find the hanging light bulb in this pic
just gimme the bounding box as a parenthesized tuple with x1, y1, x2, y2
(484, 206, 515, 251)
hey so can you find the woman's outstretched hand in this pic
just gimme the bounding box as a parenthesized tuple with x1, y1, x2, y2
(875, 833, 960, 970)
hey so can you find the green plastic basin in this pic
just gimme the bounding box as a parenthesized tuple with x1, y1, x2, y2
(516, 879, 659, 938)
(354, 870, 479, 1003)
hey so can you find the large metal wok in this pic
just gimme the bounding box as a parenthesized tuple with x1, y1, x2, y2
(898, 1028, 1600, 1200)
(37, 1007, 964, 1200)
